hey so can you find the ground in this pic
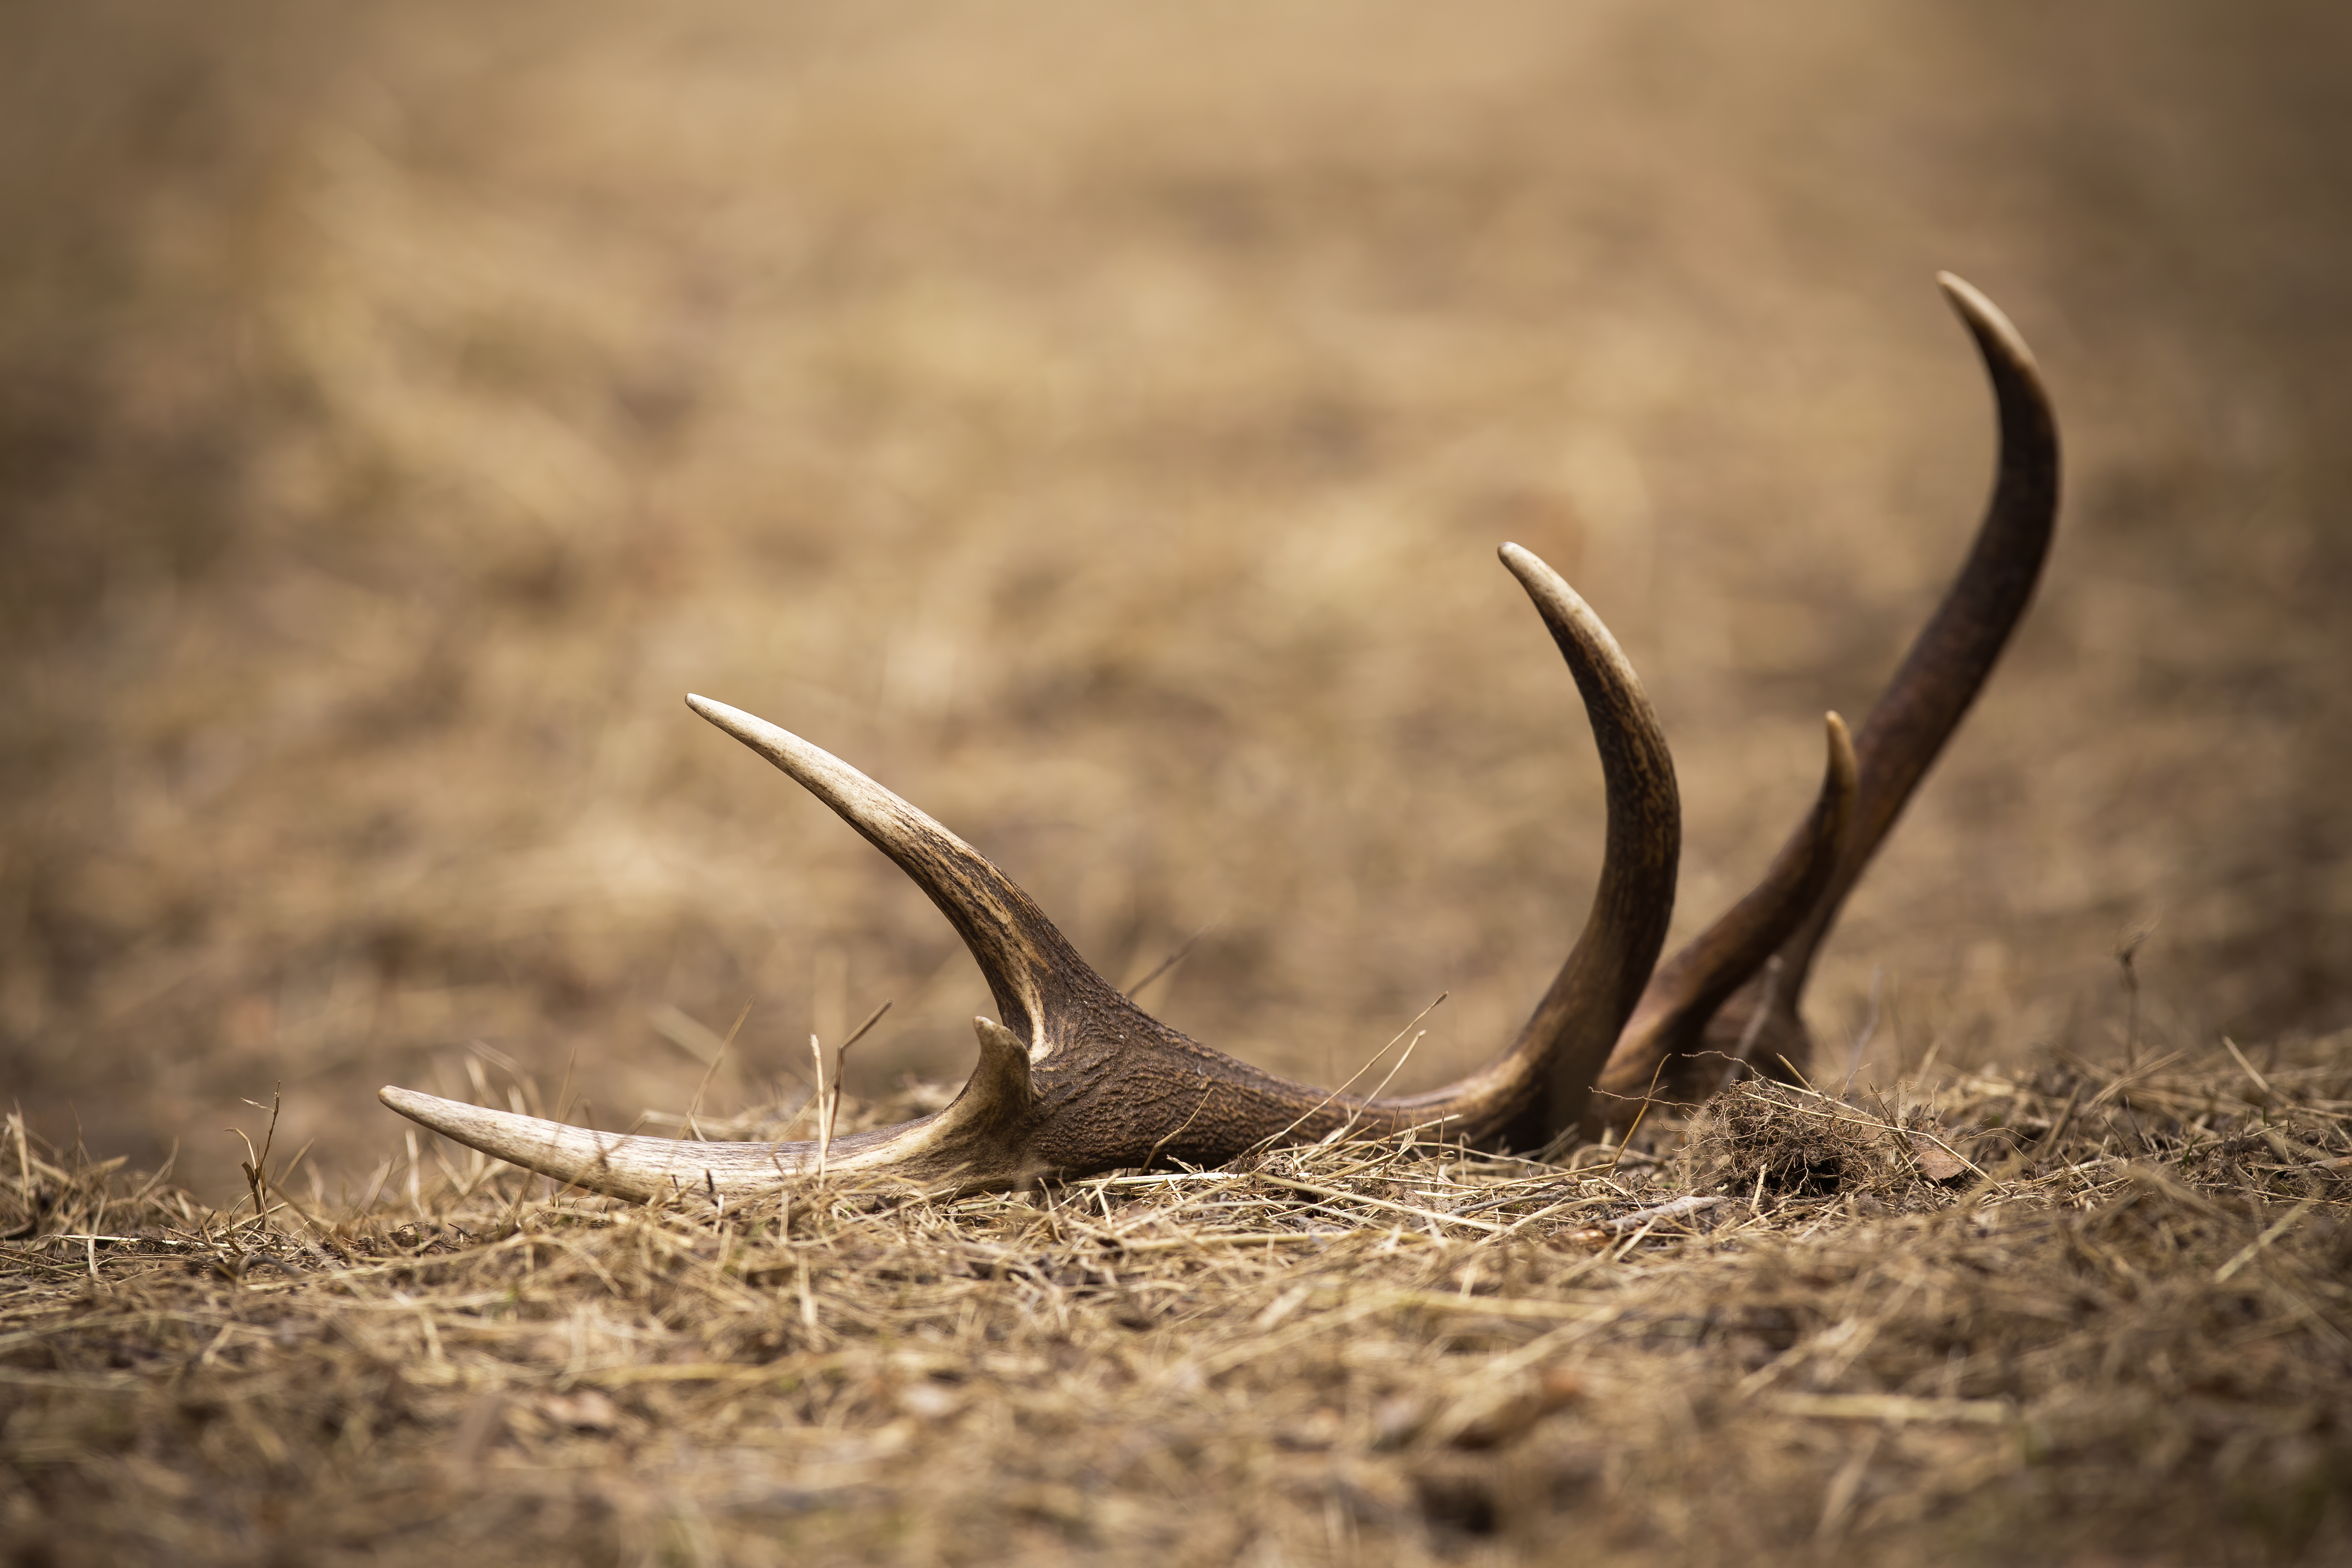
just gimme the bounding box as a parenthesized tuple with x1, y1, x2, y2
(5, 1047, 2349, 1564)
(1, 2, 2347, 1562)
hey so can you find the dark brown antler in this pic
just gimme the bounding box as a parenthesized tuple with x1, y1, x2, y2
(380, 273, 2058, 1198)
(381, 545, 1681, 1199)
(1591, 272, 2060, 1121)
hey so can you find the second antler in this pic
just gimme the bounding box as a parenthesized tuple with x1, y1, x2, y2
(380, 273, 2058, 1201)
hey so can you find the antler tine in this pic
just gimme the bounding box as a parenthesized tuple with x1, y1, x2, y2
(1592, 272, 2060, 1116)
(380, 1016, 1043, 1202)
(1778, 273, 2058, 995)
(1590, 712, 1855, 1124)
(1468, 544, 1681, 1143)
(685, 694, 1096, 1054)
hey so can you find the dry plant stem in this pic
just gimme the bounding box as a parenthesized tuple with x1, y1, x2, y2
(227, 1088, 282, 1222)
(814, 1002, 892, 1180)
(1123, 921, 1214, 999)
(809, 1035, 828, 1180)
(381, 276, 2059, 1201)
(683, 1000, 752, 1141)
(1283, 994, 1445, 1151)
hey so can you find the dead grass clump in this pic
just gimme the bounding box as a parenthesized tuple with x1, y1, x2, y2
(1682, 1078, 1971, 1210)
(4, 1037, 2350, 1565)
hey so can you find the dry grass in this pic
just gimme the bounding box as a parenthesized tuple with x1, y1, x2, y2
(5, 1, 2349, 1203)
(3, 3, 2350, 1562)
(5, 1038, 2348, 1565)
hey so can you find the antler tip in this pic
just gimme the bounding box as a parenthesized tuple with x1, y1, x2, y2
(1822, 710, 1858, 787)
(685, 692, 819, 774)
(377, 1083, 485, 1147)
(1496, 541, 1551, 584)
(378, 1083, 472, 1135)
(1935, 272, 2040, 376)
(1495, 540, 1567, 601)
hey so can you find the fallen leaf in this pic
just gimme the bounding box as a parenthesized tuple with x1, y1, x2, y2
(1907, 1134, 1968, 1182)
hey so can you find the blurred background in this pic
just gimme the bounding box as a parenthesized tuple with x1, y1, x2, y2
(3, 1, 2345, 1202)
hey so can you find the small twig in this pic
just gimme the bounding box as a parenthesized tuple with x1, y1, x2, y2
(1256, 994, 1447, 1154)
(1566, 1195, 1725, 1245)
(685, 998, 755, 1141)
(1255, 1173, 1509, 1235)
(1605, 1052, 1674, 1177)
(1731, 956, 1784, 1076)
(1841, 966, 1882, 1099)
(811, 1001, 892, 1181)
(225, 1086, 283, 1222)
(2030, 1086, 2081, 1164)
(809, 1035, 830, 1178)
(2214, 1200, 2314, 1284)
(1123, 920, 1216, 999)
(1333, 1030, 1428, 1142)
(1143, 1081, 1219, 1170)
(2221, 1036, 2273, 1104)
(2116, 924, 2154, 1069)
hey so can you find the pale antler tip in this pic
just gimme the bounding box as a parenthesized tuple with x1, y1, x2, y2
(1823, 710, 1858, 785)
(1495, 541, 1564, 601)
(377, 1083, 499, 1156)
(1495, 543, 1640, 686)
(684, 692, 744, 729)
(684, 693, 832, 789)
(1935, 272, 2040, 377)
(378, 1083, 481, 1138)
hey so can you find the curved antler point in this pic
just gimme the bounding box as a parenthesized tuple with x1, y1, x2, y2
(1824, 711, 1859, 793)
(1935, 272, 2041, 376)
(685, 691, 752, 731)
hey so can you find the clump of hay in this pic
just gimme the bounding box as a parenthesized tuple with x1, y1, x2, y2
(1682, 1079, 1974, 1210)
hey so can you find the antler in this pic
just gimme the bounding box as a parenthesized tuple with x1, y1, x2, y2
(381, 545, 1681, 1200)
(380, 272, 2059, 1197)
(1591, 272, 2061, 1120)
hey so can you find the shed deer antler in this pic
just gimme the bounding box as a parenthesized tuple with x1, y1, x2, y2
(380, 273, 2056, 1200)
